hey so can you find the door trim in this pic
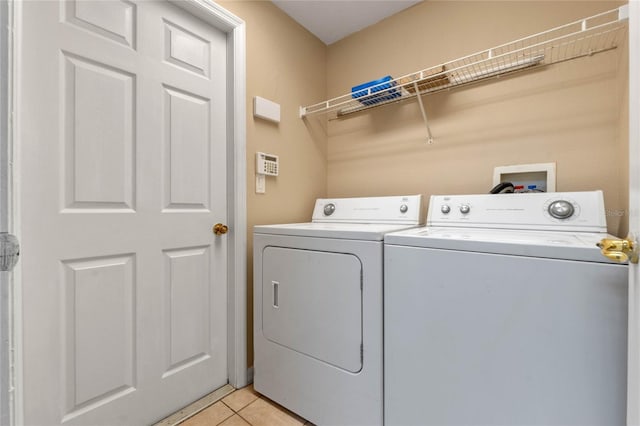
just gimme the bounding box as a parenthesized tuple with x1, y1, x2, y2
(0, 0, 12, 424)
(4, 0, 247, 424)
(628, 2, 639, 424)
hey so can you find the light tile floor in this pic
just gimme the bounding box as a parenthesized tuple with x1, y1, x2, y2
(180, 385, 314, 426)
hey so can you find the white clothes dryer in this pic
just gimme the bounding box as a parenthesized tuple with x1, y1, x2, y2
(384, 191, 628, 426)
(253, 195, 423, 426)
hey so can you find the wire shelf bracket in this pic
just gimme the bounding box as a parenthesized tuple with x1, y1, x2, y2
(299, 5, 629, 144)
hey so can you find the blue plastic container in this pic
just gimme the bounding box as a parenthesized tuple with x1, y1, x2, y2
(351, 76, 401, 106)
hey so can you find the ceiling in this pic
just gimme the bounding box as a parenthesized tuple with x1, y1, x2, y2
(271, 0, 423, 45)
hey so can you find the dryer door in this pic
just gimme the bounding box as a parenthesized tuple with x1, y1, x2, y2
(262, 247, 363, 373)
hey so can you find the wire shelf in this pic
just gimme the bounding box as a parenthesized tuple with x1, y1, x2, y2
(300, 6, 629, 121)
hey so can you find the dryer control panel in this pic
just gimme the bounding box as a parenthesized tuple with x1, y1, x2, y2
(312, 195, 424, 225)
(428, 191, 606, 233)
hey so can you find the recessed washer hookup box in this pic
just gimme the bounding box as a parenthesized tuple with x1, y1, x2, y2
(493, 162, 556, 192)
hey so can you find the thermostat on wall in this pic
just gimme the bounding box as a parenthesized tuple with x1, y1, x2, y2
(493, 162, 556, 192)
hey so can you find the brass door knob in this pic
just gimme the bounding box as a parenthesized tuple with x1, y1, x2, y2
(597, 236, 638, 264)
(213, 223, 229, 235)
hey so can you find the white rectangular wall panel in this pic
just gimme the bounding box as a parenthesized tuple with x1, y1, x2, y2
(253, 96, 280, 123)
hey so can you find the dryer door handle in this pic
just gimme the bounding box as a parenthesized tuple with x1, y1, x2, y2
(272, 281, 280, 308)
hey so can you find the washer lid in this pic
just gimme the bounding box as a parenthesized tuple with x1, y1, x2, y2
(255, 222, 423, 241)
(384, 226, 622, 263)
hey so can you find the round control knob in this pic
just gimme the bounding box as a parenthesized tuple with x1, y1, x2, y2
(548, 200, 575, 219)
(400, 204, 408, 214)
(459, 204, 471, 214)
(323, 203, 336, 216)
(441, 204, 451, 214)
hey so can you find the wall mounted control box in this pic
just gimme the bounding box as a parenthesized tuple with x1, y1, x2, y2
(256, 152, 279, 194)
(256, 152, 279, 176)
(493, 162, 556, 192)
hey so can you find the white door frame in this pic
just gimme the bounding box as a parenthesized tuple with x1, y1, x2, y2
(628, 1, 639, 425)
(0, 0, 12, 424)
(1, 0, 247, 423)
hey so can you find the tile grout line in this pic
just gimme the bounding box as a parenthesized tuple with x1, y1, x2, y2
(218, 395, 260, 426)
(214, 402, 236, 426)
(233, 397, 260, 426)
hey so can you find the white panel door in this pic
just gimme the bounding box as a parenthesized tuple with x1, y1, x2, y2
(17, 1, 229, 424)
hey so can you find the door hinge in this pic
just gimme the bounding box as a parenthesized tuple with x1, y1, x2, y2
(0, 233, 19, 271)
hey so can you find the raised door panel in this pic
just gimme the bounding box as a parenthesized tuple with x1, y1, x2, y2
(162, 246, 211, 377)
(163, 86, 210, 211)
(61, 255, 136, 421)
(64, 0, 137, 49)
(63, 53, 135, 211)
(163, 20, 210, 78)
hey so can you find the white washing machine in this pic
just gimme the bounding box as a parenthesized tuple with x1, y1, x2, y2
(253, 195, 423, 426)
(384, 191, 628, 426)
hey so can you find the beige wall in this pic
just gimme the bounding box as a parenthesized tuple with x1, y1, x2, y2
(326, 1, 628, 235)
(219, 0, 629, 369)
(218, 0, 327, 366)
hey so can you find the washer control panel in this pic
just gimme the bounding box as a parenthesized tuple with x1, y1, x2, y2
(428, 191, 606, 232)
